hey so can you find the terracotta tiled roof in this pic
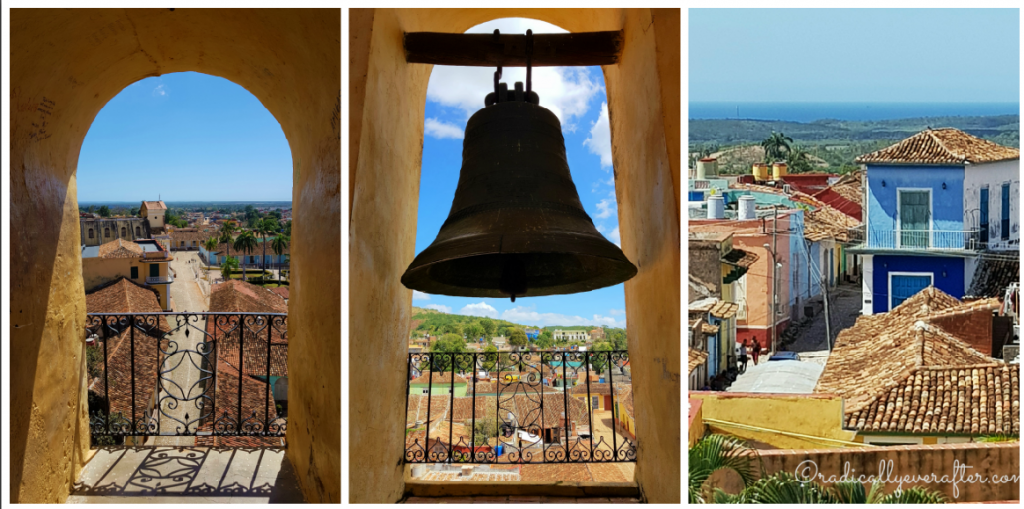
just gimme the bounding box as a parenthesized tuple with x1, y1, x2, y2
(688, 297, 738, 319)
(207, 280, 287, 379)
(210, 280, 288, 314)
(142, 200, 168, 210)
(816, 287, 997, 413)
(723, 248, 759, 268)
(270, 287, 289, 300)
(804, 204, 862, 242)
(88, 327, 167, 426)
(965, 255, 1019, 299)
(86, 277, 167, 318)
(846, 364, 1019, 436)
(689, 349, 708, 375)
(98, 238, 144, 258)
(855, 128, 1020, 165)
(701, 323, 719, 335)
(829, 171, 864, 206)
(194, 359, 282, 447)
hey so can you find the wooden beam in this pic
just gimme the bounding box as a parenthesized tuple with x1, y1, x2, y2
(404, 31, 623, 67)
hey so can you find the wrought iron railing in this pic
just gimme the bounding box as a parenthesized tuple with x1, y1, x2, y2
(404, 350, 635, 465)
(85, 312, 287, 443)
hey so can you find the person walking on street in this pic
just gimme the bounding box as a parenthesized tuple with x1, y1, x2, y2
(739, 339, 749, 373)
(751, 339, 760, 366)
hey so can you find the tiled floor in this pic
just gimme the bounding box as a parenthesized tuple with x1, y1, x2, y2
(66, 446, 303, 503)
(402, 495, 640, 503)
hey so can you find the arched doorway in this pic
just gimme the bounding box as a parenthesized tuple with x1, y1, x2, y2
(349, 8, 679, 503)
(10, 9, 339, 503)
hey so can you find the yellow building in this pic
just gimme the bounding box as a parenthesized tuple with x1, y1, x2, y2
(139, 200, 167, 230)
(82, 238, 174, 311)
(614, 388, 636, 441)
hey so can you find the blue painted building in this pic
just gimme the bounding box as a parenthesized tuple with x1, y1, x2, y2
(854, 128, 1019, 314)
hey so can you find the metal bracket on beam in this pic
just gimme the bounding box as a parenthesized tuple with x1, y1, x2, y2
(404, 30, 623, 67)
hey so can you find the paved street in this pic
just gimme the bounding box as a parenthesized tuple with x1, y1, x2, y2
(787, 283, 863, 353)
(153, 251, 211, 446)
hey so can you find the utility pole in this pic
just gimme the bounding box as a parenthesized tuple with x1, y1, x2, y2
(771, 207, 779, 355)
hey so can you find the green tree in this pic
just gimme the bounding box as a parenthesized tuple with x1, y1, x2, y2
(472, 416, 499, 446)
(130, 207, 140, 216)
(271, 233, 290, 283)
(233, 231, 259, 281)
(218, 223, 236, 266)
(760, 131, 793, 164)
(479, 318, 496, 337)
(220, 256, 239, 281)
(202, 237, 219, 278)
(509, 328, 528, 348)
(607, 329, 628, 351)
(481, 344, 499, 371)
(98, 205, 111, 217)
(535, 333, 554, 350)
(465, 323, 485, 342)
(786, 145, 814, 174)
(254, 217, 279, 272)
(590, 342, 613, 374)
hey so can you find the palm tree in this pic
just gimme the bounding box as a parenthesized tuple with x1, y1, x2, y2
(202, 237, 219, 278)
(689, 434, 760, 503)
(233, 231, 259, 282)
(220, 256, 239, 282)
(270, 233, 290, 284)
(218, 223, 236, 271)
(787, 145, 813, 173)
(760, 131, 793, 163)
(254, 217, 279, 273)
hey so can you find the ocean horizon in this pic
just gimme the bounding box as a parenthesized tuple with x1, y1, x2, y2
(689, 102, 1020, 123)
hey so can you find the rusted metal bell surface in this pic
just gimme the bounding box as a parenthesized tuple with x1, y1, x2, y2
(402, 86, 638, 300)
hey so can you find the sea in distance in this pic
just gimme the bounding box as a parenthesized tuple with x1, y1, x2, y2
(690, 102, 1020, 123)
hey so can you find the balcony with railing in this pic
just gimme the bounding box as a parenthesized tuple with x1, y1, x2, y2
(851, 226, 984, 252)
(404, 350, 635, 482)
(84, 312, 287, 447)
(146, 275, 174, 284)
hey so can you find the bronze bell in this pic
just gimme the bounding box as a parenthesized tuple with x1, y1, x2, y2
(402, 81, 637, 302)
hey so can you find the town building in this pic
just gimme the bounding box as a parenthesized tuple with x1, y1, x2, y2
(84, 277, 170, 446)
(552, 329, 590, 342)
(589, 327, 605, 341)
(80, 217, 149, 247)
(205, 280, 289, 420)
(139, 200, 168, 231)
(816, 286, 1015, 444)
(82, 238, 174, 311)
(168, 228, 216, 251)
(852, 128, 1019, 314)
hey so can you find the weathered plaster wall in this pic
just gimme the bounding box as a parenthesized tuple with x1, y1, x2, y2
(756, 442, 1020, 502)
(9, 9, 339, 503)
(349, 8, 680, 503)
(690, 391, 857, 450)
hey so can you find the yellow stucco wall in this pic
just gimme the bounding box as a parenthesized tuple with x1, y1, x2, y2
(349, 8, 679, 503)
(10, 9, 339, 503)
(690, 392, 858, 449)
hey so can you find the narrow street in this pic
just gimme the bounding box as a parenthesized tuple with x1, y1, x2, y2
(154, 251, 211, 446)
(728, 282, 863, 394)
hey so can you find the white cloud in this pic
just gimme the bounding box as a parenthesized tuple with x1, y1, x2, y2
(584, 102, 612, 168)
(594, 198, 616, 219)
(425, 19, 603, 131)
(460, 301, 499, 318)
(424, 118, 464, 139)
(597, 224, 621, 247)
(424, 304, 452, 313)
(153, 84, 166, 97)
(412, 290, 430, 301)
(500, 305, 626, 328)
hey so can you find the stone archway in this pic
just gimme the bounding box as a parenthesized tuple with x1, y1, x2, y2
(349, 8, 679, 503)
(10, 9, 339, 503)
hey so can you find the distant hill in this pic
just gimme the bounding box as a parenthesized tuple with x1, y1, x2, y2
(409, 307, 621, 334)
(690, 114, 1019, 146)
(689, 114, 1019, 174)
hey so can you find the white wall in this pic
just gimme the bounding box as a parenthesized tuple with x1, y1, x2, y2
(861, 255, 874, 316)
(963, 159, 1020, 251)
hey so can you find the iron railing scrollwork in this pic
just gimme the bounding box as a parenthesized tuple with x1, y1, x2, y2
(85, 312, 287, 443)
(404, 349, 636, 465)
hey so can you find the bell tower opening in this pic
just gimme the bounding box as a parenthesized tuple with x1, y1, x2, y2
(404, 17, 636, 487)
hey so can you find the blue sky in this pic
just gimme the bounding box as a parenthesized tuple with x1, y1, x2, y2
(690, 9, 1020, 103)
(77, 72, 292, 202)
(413, 18, 626, 329)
